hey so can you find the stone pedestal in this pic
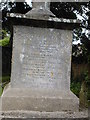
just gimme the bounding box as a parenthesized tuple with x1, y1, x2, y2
(2, 88, 79, 112)
(1, 26, 79, 112)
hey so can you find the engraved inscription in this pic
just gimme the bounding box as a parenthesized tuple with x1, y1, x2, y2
(12, 26, 72, 89)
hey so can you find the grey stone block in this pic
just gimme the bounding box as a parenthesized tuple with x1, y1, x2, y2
(1, 26, 79, 112)
(11, 26, 72, 90)
(2, 88, 79, 112)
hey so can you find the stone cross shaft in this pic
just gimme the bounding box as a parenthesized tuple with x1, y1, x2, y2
(32, 0, 50, 10)
(25, 0, 55, 17)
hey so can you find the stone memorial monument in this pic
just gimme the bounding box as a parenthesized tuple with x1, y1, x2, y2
(1, 1, 80, 112)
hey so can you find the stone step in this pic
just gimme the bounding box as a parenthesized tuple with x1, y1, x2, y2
(0, 118, 89, 120)
(1, 88, 79, 112)
(0, 110, 89, 120)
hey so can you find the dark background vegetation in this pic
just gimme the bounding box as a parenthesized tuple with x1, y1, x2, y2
(0, 1, 90, 107)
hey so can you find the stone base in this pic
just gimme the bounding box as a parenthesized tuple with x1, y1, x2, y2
(0, 110, 88, 120)
(1, 88, 79, 112)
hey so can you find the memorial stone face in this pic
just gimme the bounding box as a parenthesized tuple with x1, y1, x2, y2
(11, 26, 72, 91)
(1, 1, 79, 112)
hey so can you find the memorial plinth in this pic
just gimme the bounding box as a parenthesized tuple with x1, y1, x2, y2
(1, 2, 80, 112)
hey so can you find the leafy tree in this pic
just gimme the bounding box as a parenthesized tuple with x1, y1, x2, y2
(0, 2, 31, 29)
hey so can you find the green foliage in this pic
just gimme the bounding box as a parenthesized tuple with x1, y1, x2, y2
(0, 36, 10, 46)
(0, 85, 2, 96)
(0, 30, 10, 46)
(71, 82, 81, 97)
(0, 75, 10, 96)
(84, 71, 89, 82)
(72, 44, 90, 64)
(79, 81, 88, 108)
(71, 70, 90, 102)
(0, 76, 10, 83)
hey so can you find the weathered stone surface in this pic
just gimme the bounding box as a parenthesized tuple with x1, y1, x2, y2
(11, 26, 72, 90)
(1, 25, 79, 112)
(6, 0, 90, 2)
(1, 118, 89, 120)
(1, 109, 88, 120)
(2, 88, 79, 111)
